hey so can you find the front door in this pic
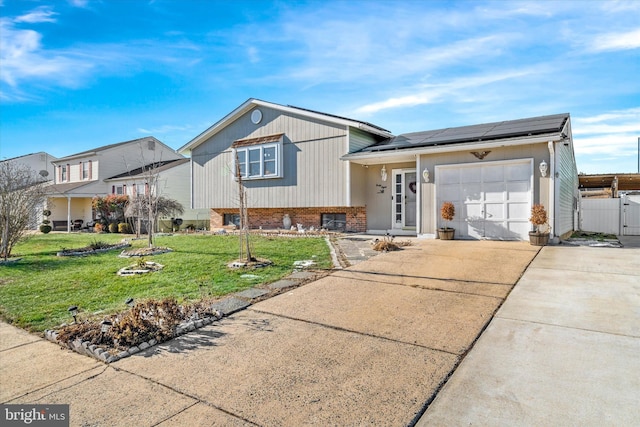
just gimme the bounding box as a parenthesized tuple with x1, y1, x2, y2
(392, 169, 417, 230)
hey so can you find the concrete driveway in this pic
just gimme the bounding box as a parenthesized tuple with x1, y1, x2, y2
(2, 240, 538, 426)
(418, 242, 640, 426)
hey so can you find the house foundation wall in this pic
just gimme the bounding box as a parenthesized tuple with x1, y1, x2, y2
(210, 207, 367, 232)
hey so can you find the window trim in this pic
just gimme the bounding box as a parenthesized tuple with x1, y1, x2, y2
(234, 139, 283, 180)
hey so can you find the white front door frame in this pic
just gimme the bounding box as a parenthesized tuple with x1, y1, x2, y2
(391, 168, 417, 232)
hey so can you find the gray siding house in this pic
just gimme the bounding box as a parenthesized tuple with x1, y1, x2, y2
(181, 99, 579, 240)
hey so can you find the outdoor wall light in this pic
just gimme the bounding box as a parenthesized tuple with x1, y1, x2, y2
(68, 306, 78, 323)
(100, 320, 112, 334)
(422, 167, 430, 183)
(381, 165, 387, 182)
(539, 160, 548, 177)
(125, 297, 134, 308)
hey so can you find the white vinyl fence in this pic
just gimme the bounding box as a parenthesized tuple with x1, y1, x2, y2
(580, 194, 640, 236)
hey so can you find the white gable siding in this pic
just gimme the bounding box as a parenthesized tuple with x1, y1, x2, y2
(191, 107, 350, 209)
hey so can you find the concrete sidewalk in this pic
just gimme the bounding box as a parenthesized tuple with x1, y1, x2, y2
(417, 242, 640, 426)
(1, 240, 538, 426)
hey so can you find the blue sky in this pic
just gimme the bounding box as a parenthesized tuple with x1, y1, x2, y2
(1, 0, 638, 174)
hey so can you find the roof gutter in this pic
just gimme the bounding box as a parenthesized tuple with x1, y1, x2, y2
(341, 133, 564, 163)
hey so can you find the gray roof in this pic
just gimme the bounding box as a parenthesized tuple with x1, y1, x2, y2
(106, 158, 188, 180)
(54, 137, 166, 162)
(287, 104, 392, 134)
(360, 113, 569, 153)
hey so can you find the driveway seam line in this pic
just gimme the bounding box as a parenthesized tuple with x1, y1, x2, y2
(522, 265, 640, 277)
(248, 308, 461, 356)
(0, 339, 42, 353)
(2, 365, 105, 404)
(334, 269, 515, 287)
(495, 316, 640, 339)
(112, 366, 261, 426)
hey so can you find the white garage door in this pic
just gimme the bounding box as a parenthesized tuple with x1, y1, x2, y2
(436, 159, 533, 240)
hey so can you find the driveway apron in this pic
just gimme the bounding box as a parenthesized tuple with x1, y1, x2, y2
(1, 240, 538, 426)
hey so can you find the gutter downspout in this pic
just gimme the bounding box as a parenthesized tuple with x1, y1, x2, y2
(547, 141, 557, 243)
(416, 154, 421, 236)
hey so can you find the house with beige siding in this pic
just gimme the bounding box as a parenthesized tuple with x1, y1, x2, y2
(45, 137, 209, 232)
(180, 99, 579, 241)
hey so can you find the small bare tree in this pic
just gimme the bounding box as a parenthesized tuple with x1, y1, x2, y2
(235, 151, 254, 262)
(125, 195, 184, 247)
(0, 160, 47, 260)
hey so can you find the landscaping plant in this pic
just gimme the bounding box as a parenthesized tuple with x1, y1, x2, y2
(440, 202, 455, 230)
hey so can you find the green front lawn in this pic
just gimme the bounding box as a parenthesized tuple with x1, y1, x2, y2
(0, 233, 332, 332)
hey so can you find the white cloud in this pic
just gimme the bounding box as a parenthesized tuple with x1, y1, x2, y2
(355, 69, 536, 114)
(572, 108, 639, 171)
(69, 0, 90, 8)
(14, 6, 58, 24)
(0, 18, 93, 88)
(589, 28, 640, 52)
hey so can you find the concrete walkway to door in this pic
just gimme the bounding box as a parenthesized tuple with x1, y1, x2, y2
(2, 240, 538, 426)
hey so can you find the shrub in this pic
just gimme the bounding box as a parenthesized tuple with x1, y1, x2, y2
(118, 222, 132, 234)
(42, 209, 51, 217)
(89, 239, 111, 250)
(440, 201, 455, 229)
(529, 204, 548, 233)
(39, 224, 52, 234)
(108, 223, 119, 233)
(94, 223, 104, 233)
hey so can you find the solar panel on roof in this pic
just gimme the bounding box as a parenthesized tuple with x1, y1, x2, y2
(361, 113, 568, 152)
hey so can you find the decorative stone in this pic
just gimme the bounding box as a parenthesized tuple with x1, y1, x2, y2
(106, 356, 118, 363)
(88, 344, 97, 353)
(117, 351, 129, 359)
(211, 297, 250, 316)
(148, 339, 157, 346)
(235, 288, 269, 300)
(195, 320, 204, 328)
(128, 346, 140, 355)
(139, 342, 150, 350)
(267, 279, 297, 290)
(98, 352, 109, 362)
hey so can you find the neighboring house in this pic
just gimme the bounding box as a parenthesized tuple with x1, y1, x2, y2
(1, 152, 58, 229)
(45, 137, 208, 232)
(2, 152, 58, 181)
(180, 99, 579, 241)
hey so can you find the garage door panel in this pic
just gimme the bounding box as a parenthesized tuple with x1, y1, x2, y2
(509, 222, 530, 239)
(484, 182, 506, 202)
(485, 203, 506, 220)
(466, 203, 483, 219)
(507, 164, 530, 181)
(507, 181, 530, 201)
(436, 160, 532, 240)
(508, 202, 529, 219)
(465, 220, 484, 239)
(463, 184, 482, 202)
(441, 168, 460, 183)
(440, 184, 461, 203)
(483, 165, 504, 182)
(461, 166, 481, 183)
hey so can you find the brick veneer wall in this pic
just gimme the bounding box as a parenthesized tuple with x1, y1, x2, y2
(211, 207, 367, 232)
